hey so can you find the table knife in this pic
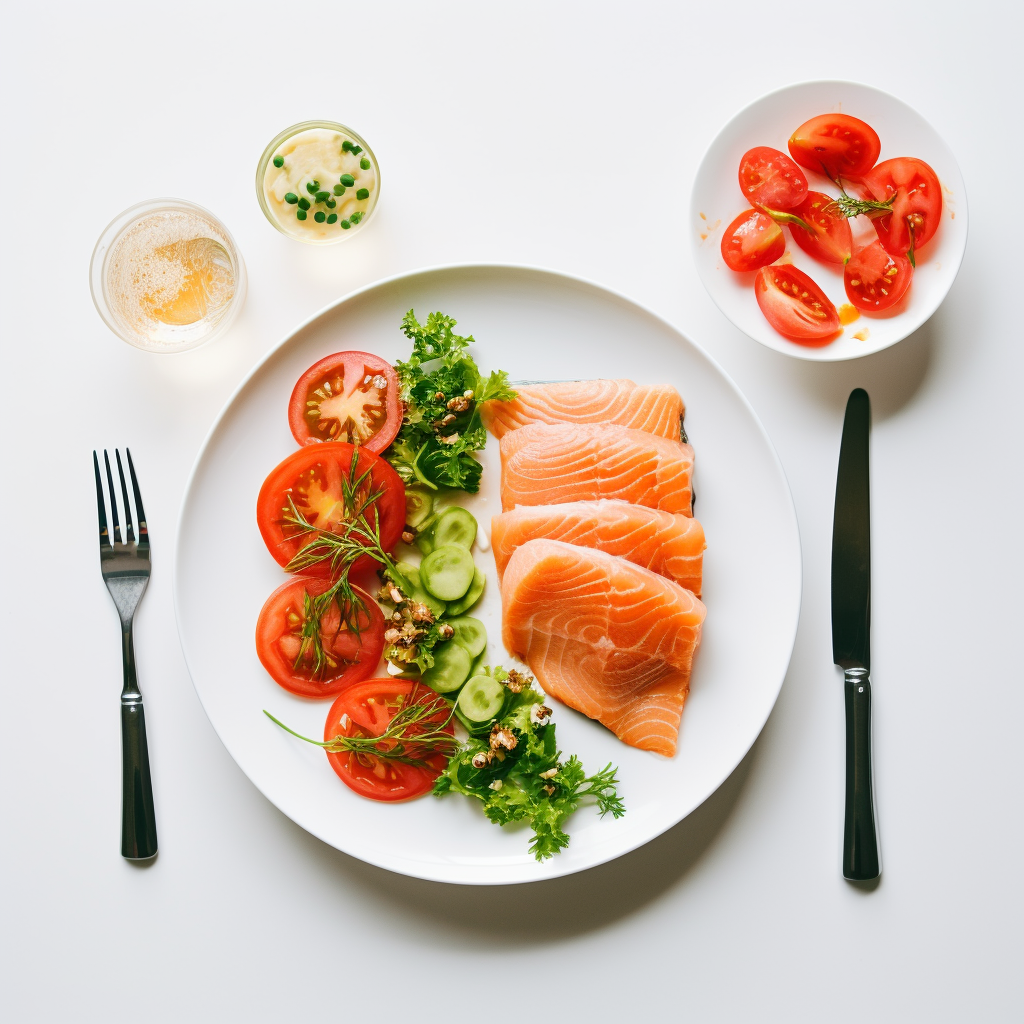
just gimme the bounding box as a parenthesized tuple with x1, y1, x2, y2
(831, 388, 880, 881)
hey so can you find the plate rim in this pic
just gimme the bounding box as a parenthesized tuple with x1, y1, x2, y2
(689, 77, 970, 363)
(172, 261, 803, 884)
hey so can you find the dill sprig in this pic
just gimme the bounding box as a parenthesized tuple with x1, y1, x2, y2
(822, 171, 896, 220)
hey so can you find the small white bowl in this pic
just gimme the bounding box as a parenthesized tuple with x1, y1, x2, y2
(690, 81, 968, 361)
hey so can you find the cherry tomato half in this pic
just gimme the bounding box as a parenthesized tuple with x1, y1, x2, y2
(256, 442, 406, 578)
(256, 578, 385, 698)
(754, 264, 840, 344)
(288, 351, 401, 452)
(788, 114, 881, 181)
(324, 679, 454, 802)
(720, 208, 785, 271)
(860, 157, 942, 259)
(738, 146, 808, 212)
(844, 240, 913, 312)
(787, 191, 853, 265)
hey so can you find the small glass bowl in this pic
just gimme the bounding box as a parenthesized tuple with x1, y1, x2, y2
(90, 198, 247, 353)
(256, 120, 381, 245)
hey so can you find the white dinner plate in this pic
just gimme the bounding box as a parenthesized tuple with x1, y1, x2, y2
(691, 80, 968, 361)
(174, 264, 802, 884)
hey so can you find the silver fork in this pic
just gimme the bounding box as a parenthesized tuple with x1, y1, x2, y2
(93, 449, 158, 860)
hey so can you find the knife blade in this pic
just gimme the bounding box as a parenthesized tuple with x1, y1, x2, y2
(831, 388, 880, 881)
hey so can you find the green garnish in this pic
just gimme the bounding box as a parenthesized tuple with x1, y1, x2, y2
(284, 192, 298, 205)
(315, 190, 329, 202)
(350, 211, 363, 224)
(351, 145, 362, 155)
(326, 198, 336, 209)
(306, 181, 318, 195)
(333, 183, 345, 196)
(341, 219, 351, 229)
(360, 157, 371, 170)
(340, 173, 355, 186)
(273, 154, 284, 168)
(385, 310, 516, 492)
(296, 209, 307, 221)
(326, 213, 338, 224)
(356, 188, 369, 200)
(342, 140, 353, 152)
(314, 211, 326, 223)
(297, 197, 310, 210)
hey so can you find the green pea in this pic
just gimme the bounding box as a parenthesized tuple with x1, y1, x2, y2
(326, 197, 336, 208)
(327, 213, 338, 224)
(296, 209, 307, 220)
(284, 192, 298, 204)
(314, 211, 326, 223)
(356, 188, 369, 200)
(341, 219, 351, 229)
(297, 197, 310, 210)
(333, 183, 345, 196)
(360, 157, 371, 170)
(272, 154, 284, 168)
(340, 173, 355, 187)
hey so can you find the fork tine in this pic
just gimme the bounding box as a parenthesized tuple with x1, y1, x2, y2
(115, 450, 135, 543)
(93, 451, 112, 552)
(103, 450, 122, 545)
(126, 449, 148, 545)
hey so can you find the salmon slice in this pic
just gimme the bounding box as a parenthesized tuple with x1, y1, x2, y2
(501, 539, 705, 757)
(481, 379, 684, 440)
(491, 500, 705, 595)
(499, 422, 694, 515)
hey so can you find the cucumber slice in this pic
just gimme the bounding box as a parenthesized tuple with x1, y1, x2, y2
(405, 488, 434, 530)
(444, 566, 486, 616)
(420, 545, 476, 601)
(447, 616, 487, 658)
(415, 514, 439, 555)
(432, 507, 477, 550)
(457, 674, 507, 723)
(394, 562, 445, 617)
(421, 641, 472, 694)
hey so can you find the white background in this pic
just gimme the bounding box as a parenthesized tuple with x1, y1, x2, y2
(1, 2, 1020, 1020)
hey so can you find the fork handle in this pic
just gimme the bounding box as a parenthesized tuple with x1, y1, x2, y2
(121, 698, 158, 859)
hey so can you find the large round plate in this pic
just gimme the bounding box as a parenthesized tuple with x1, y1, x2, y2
(174, 264, 801, 884)
(691, 80, 968, 361)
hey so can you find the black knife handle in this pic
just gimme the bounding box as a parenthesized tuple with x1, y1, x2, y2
(843, 670, 879, 880)
(121, 698, 158, 860)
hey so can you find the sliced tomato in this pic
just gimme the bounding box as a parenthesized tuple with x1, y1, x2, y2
(844, 240, 913, 312)
(256, 578, 385, 698)
(324, 679, 454, 801)
(787, 191, 853, 265)
(754, 265, 840, 344)
(257, 442, 405, 578)
(288, 351, 401, 452)
(788, 114, 880, 180)
(738, 147, 808, 212)
(721, 208, 785, 271)
(860, 157, 942, 260)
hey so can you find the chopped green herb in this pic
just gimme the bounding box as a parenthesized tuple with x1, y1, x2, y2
(306, 181, 318, 195)
(350, 211, 363, 224)
(284, 192, 298, 205)
(297, 197, 310, 210)
(360, 157, 371, 170)
(315, 191, 329, 202)
(342, 140, 353, 152)
(314, 211, 326, 223)
(351, 145, 363, 155)
(333, 183, 345, 196)
(296, 209, 307, 221)
(340, 173, 355, 187)
(340, 219, 351, 229)
(327, 213, 338, 224)
(326, 197, 336, 209)
(272, 154, 284, 168)
(356, 187, 370, 200)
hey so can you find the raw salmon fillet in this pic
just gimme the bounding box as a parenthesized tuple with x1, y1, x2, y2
(499, 422, 694, 515)
(491, 500, 705, 595)
(481, 379, 684, 440)
(501, 539, 705, 756)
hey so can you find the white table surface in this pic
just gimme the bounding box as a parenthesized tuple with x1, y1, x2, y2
(2, 2, 1021, 1020)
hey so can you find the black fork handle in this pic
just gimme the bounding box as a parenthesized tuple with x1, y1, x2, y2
(121, 628, 157, 860)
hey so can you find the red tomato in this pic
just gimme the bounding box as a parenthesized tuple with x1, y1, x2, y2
(738, 147, 808, 211)
(256, 578, 385, 698)
(288, 351, 401, 452)
(788, 114, 881, 180)
(787, 191, 853, 265)
(860, 158, 942, 259)
(844, 240, 913, 312)
(754, 265, 841, 344)
(256, 442, 405, 578)
(324, 679, 454, 801)
(721, 209, 785, 271)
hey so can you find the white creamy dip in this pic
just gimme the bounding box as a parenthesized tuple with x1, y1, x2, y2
(262, 126, 378, 242)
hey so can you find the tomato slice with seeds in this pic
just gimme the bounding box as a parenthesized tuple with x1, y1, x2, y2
(288, 351, 401, 452)
(256, 442, 405, 578)
(788, 114, 881, 181)
(860, 157, 942, 259)
(324, 679, 454, 802)
(738, 146, 808, 212)
(844, 240, 913, 312)
(720, 208, 785, 271)
(787, 191, 853, 265)
(754, 264, 841, 344)
(256, 578, 385, 698)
